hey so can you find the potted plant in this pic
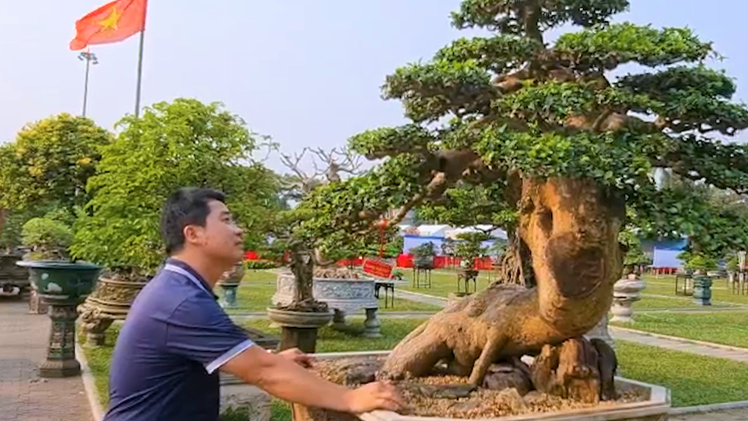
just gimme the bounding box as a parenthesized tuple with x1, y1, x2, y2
(71, 98, 281, 346)
(686, 253, 717, 306)
(16, 214, 102, 377)
(216, 260, 246, 309)
(411, 242, 436, 269)
(0, 209, 32, 299)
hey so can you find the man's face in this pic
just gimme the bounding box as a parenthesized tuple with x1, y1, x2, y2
(195, 200, 245, 264)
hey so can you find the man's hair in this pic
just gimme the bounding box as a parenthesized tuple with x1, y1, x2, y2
(160, 187, 226, 255)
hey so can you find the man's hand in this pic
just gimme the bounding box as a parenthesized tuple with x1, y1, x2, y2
(277, 348, 315, 368)
(343, 381, 405, 413)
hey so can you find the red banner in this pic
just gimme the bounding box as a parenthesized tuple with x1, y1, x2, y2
(362, 258, 394, 279)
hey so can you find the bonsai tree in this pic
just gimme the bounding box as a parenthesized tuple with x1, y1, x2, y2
(20, 213, 74, 262)
(680, 252, 718, 275)
(618, 227, 651, 275)
(71, 98, 281, 281)
(276, 146, 369, 278)
(293, 0, 748, 401)
(410, 242, 436, 269)
(441, 237, 457, 268)
(454, 231, 491, 269)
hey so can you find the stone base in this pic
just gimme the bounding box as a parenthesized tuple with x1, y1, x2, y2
(281, 327, 320, 354)
(221, 384, 272, 421)
(28, 289, 49, 315)
(38, 358, 81, 378)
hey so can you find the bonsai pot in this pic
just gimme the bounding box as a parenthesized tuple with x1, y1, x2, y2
(413, 255, 434, 269)
(692, 272, 713, 306)
(266, 307, 334, 354)
(0, 252, 30, 296)
(16, 260, 102, 378)
(216, 262, 245, 309)
(78, 275, 149, 346)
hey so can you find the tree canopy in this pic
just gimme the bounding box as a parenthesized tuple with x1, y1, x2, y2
(71, 98, 282, 277)
(293, 0, 748, 262)
(0, 113, 112, 212)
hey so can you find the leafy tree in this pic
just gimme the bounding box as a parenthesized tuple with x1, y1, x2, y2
(71, 99, 281, 279)
(287, 0, 748, 390)
(298, 0, 748, 286)
(0, 113, 113, 214)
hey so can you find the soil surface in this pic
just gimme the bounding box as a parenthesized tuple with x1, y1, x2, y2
(312, 356, 647, 419)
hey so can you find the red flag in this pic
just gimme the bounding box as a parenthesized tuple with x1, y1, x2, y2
(69, 0, 147, 51)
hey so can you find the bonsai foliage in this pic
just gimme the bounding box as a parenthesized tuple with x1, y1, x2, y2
(618, 227, 650, 268)
(21, 214, 74, 261)
(71, 99, 281, 278)
(681, 252, 718, 272)
(286, 0, 748, 394)
(296, 0, 748, 288)
(0, 113, 112, 214)
(454, 231, 491, 267)
(635, 175, 748, 261)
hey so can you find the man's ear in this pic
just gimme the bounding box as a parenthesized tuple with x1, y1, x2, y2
(183, 225, 205, 246)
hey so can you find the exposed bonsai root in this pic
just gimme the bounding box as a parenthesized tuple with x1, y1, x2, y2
(275, 297, 329, 313)
(530, 337, 617, 403)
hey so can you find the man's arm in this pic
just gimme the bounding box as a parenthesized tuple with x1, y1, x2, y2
(221, 345, 403, 413)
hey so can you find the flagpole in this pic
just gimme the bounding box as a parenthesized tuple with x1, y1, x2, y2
(78, 49, 98, 117)
(134, 0, 148, 118)
(134, 28, 145, 118)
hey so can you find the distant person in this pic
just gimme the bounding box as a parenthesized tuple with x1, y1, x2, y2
(103, 187, 404, 421)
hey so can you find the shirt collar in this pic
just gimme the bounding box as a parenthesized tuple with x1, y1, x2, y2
(164, 258, 219, 300)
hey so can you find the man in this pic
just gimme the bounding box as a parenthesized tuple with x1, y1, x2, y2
(103, 187, 404, 421)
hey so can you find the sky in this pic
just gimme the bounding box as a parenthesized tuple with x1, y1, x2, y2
(0, 0, 746, 174)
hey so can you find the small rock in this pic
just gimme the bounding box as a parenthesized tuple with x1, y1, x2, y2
(496, 388, 528, 412)
(483, 363, 533, 395)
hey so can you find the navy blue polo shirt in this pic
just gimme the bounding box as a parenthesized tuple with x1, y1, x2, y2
(102, 258, 254, 421)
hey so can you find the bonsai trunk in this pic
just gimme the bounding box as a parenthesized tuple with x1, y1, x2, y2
(378, 177, 625, 402)
(272, 245, 332, 354)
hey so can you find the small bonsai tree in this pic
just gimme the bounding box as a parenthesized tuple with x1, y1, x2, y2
(21, 216, 74, 261)
(455, 232, 491, 269)
(618, 227, 651, 274)
(410, 242, 436, 269)
(682, 252, 718, 275)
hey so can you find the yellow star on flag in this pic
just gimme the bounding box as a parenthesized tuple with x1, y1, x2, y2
(98, 7, 121, 31)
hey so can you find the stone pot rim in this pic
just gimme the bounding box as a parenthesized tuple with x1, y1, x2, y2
(96, 275, 149, 286)
(303, 351, 671, 421)
(266, 306, 334, 328)
(16, 260, 102, 272)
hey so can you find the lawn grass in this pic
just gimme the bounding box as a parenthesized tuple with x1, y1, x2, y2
(242, 318, 426, 353)
(616, 340, 748, 407)
(613, 310, 748, 349)
(226, 270, 441, 313)
(642, 275, 748, 306)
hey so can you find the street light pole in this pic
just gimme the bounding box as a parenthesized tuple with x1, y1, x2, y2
(78, 50, 98, 117)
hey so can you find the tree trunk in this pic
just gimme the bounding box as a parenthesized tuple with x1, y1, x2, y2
(378, 177, 625, 398)
(289, 248, 315, 303)
(495, 231, 535, 287)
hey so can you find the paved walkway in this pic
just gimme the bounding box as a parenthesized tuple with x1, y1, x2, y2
(0, 297, 92, 421)
(673, 409, 748, 420)
(609, 327, 748, 363)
